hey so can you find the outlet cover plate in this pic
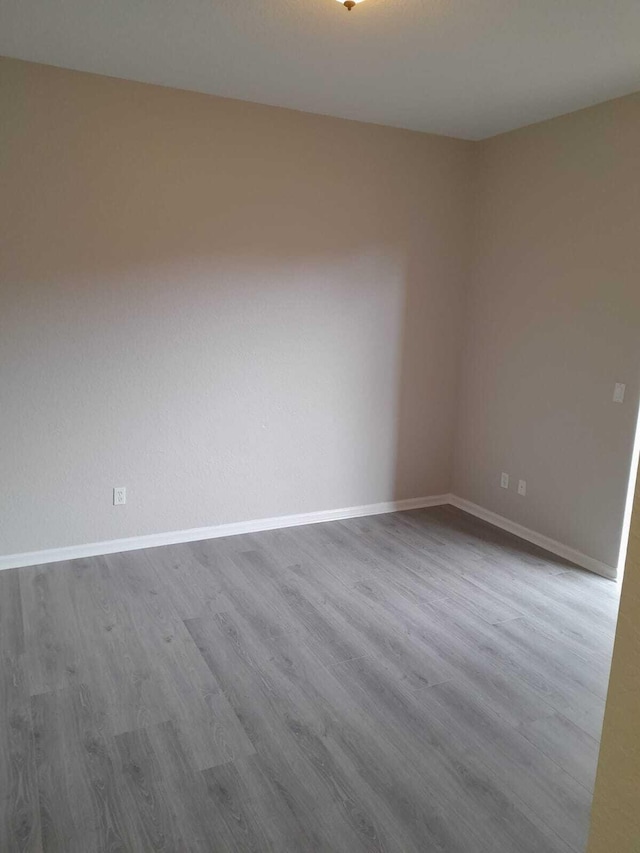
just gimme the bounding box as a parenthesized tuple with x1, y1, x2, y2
(113, 486, 127, 506)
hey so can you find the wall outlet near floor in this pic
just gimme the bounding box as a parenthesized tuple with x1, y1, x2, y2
(113, 486, 127, 506)
(613, 383, 626, 403)
(500, 472, 509, 489)
(518, 479, 527, 496)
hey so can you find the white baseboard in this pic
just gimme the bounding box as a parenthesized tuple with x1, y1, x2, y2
(448, 494, 617, 580)
(0, 494, 450, 571)
(0, 492, 617, 580)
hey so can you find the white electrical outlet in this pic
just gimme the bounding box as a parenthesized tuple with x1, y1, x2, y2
(518, 479, 527, 496)
(113, 486, 127, 506)
(613, 383, 626, 403)
(500, 472, 509, 489)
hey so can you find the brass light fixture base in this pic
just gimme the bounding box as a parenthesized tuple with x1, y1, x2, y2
(343, 1, 356, 9)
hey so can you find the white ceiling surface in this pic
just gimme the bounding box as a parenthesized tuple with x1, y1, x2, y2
(1, 0, 639, 139)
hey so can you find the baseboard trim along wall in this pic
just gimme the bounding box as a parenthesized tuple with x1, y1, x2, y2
(0, 494, 450, 571)
(448, 495, 617, 580)
(0, 492, 617, 579)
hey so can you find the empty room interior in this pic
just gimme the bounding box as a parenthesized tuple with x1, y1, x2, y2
(1, 1, 640, 851)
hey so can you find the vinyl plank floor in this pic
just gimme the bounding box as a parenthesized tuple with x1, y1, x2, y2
(5, 506, 620, 852)
(31, 683, 131, 853)
(0, 570, 41, 851)
(202, 756, 310, 853)
(116, 720, 240, 853)
(328, 652, 576, 853)
(0, 652, 41, 852)
(1, 568, 25, 657)
(185, 609, 393, 853)
(418, 679, 592, 851)
(518, 710, 602, 793)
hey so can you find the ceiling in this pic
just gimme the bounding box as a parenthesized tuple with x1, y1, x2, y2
(1, 0, 639, 140)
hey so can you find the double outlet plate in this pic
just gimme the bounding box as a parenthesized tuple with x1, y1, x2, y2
(501, 473, 526, 496)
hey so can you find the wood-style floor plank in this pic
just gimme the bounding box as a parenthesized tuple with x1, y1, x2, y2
(518, 710, 602, 793)
(31, 683, 130, 853)
(1, 568, 25, 657)
(0, 653, 41, 853)
(5, 506, 620, 852)
(185, 610, 394, 853)
(418, 679, 592, 852)
(202, 757, 294, 852)
(115, 720, 239, 852)
(0, 569, 41, 852)
(328, 652, 576, 853)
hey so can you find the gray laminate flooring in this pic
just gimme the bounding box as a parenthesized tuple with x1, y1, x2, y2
(1, 506, 620, 852)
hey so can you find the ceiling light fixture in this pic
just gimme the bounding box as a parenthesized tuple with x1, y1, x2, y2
(337, 0, 364, 10)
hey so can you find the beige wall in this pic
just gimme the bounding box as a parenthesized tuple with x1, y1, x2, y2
(2, 57, 639, 567)
(0, 57, 473, 555)
(454, 94, 640, 569)
(588, 464, 640, 852)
